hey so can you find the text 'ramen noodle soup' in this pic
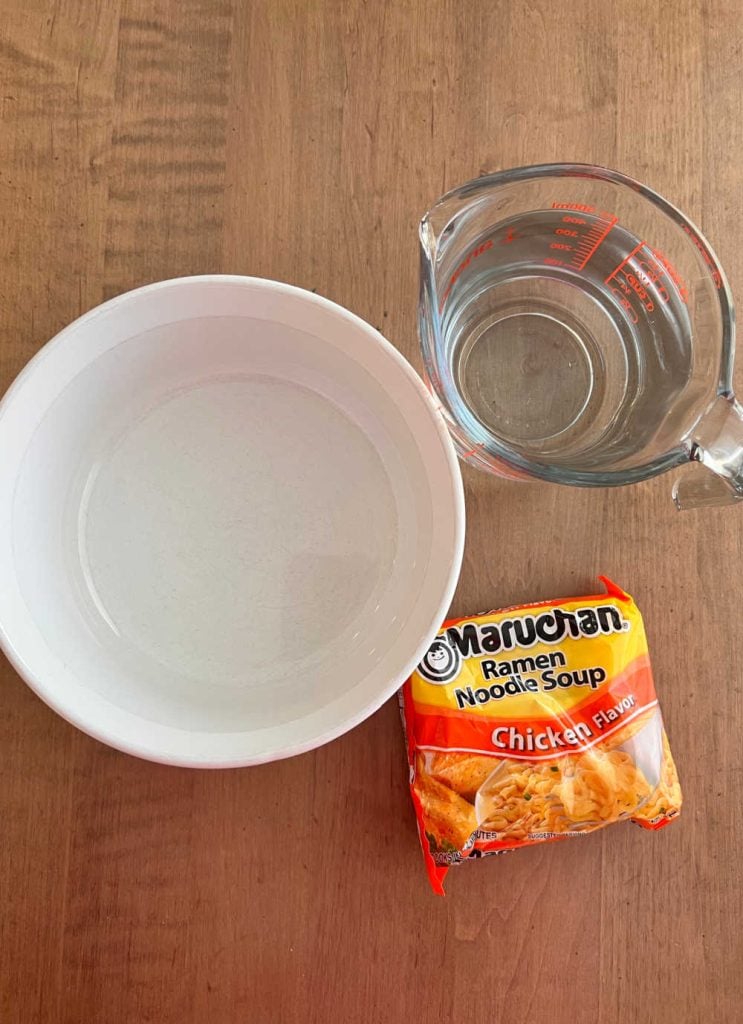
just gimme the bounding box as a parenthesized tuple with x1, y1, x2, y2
(400, 578, 681, 893)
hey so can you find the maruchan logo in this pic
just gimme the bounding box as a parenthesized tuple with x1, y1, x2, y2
(417, 637, 461, 685)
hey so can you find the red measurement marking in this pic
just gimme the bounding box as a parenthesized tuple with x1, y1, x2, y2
(624, 271, 654, 312)
(551, 202, 596, 213)
(637, 258, 670, 305)
(649, 247, 688, 303)
(608, 284, 639, 325)
(604, 240, 646, 283)
(462, 442, 485, 459)
(501, 228, 517, 244)
(682, 225, 722, 289)
(572, 215, 618, 271)
(439, 239, 494, 310)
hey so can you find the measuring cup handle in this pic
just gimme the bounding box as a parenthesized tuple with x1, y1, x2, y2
(673, 396, 743, 510)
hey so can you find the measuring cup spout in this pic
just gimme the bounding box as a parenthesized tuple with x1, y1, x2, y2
(419, 184, 475, 260)
(418, 184, 489, 402)
(418, 204, 454, 398)
(673, 396, 743, 509)
(418, 215, 439, 384)
(418, 179, 489, 288)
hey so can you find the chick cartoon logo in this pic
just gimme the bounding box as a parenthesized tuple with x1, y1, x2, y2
(417, 636, 461, 685)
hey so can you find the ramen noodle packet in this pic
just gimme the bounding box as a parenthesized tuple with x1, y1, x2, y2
(400, 578, 681, 893)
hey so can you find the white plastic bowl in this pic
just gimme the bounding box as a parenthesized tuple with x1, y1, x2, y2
(0, 276, 464, 766)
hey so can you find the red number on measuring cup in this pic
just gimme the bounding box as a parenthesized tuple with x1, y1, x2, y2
(636, 257, 670, 304)
(624, 272, 654, 313)
(609, 284, 639, 324)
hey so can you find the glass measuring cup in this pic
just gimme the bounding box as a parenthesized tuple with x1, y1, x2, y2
(419, 163, 742, 508)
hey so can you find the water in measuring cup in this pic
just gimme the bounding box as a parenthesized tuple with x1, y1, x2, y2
(443, 210, 694, 470)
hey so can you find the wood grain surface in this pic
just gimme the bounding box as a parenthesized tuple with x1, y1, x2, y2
(1, 2, 742, 1021)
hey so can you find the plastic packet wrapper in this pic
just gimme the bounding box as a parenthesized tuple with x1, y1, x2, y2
(400, 578, 681, 893)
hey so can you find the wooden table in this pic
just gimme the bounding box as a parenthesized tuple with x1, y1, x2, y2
(2, 2, 742, 1021)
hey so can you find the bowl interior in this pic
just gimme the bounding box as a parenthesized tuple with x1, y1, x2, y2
(0, 278, 463, 765)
